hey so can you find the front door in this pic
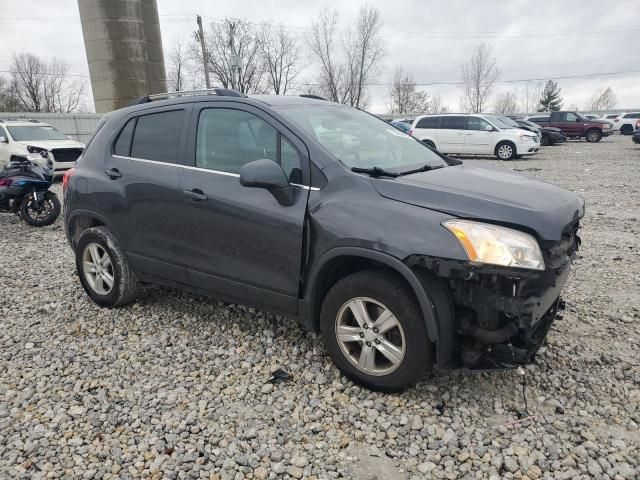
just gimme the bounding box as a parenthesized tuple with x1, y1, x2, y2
(464, 116, 494, 154)
(437, 116, 467, 153)
(179, 103, 309, 312)
(560, 112, 582, 136)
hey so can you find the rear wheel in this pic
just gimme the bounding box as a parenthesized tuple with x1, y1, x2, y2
(320, 269, 433, 392)
(585, 129, 602, 142)
(75, 226, 138, 307)
(620, 125, 633, 135)
(19, 191, 61, 227)
(495, 141, 516, 160)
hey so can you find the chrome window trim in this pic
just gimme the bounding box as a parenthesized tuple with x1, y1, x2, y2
(111, 154, 320, 191)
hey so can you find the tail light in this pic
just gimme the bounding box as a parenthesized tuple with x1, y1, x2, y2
(409, 129, 414, 136)
(62, 167, 76, 194)
(636, 120, 640, 130)
(0, 178, 12, 187)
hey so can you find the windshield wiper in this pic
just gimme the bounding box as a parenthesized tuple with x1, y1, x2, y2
(398, 164, 445, 176)
(351, 166, 399, 178)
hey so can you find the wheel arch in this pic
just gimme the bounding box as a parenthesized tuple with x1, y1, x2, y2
(301, 247, 442, 344)
(494, 139, 516, 159)
(66, 210, 119, 250)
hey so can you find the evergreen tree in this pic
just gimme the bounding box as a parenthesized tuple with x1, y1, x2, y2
(537, 80, 563, 111)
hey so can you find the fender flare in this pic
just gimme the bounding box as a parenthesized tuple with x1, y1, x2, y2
(301, 247, 441, 343)
(65, 209, 123, 249)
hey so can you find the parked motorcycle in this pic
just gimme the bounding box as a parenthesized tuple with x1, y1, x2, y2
(0, 154, 61, 227)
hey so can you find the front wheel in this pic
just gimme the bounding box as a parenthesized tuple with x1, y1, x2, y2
(320, 269, 433, 392)
(585, 129, 602, 142)
(19, 191, 61, 227)
(540, 134, 551, 146)
(495, 141, 516, 160)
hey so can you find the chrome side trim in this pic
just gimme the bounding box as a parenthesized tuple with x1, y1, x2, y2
(111, 155, 320, 190)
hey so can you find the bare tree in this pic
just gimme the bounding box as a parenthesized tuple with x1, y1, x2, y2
(492, 91, 518, 115)
(388, 67, 430, 114)
(9, 53, 85, 113)
(460, 43, 499, 113)
(202, 19, 265, 94)
(518, 81, 543, 113)
(166, 39, 189, 92)
(430, 94, 449, 114)
(260, 24, 301, 95)
(306, 8, 347, 103)
(588, 86, 617, 111)
(0, 75, 18, 111)
(343, 4, 384, 108)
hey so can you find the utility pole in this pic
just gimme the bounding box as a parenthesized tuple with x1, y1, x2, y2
(196, 15, 211, 89)
(228, 22, 237, 91)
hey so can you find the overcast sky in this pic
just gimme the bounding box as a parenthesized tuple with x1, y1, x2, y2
(1, 0, 639, 113)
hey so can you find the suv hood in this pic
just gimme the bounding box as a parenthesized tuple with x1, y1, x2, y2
(17, 139, 85, 150)
(372, 165, 584, 242)
(542, 126, 563, 133)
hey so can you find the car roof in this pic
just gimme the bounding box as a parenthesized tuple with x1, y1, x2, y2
(0, 120, 53, 127)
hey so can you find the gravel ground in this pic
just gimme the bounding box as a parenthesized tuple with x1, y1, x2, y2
(0, 134, 638, 480)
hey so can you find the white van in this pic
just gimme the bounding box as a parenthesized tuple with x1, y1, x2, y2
(409, 114, 540, 160)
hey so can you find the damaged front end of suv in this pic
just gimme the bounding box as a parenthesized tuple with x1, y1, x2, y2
(410, 216, 582, 370)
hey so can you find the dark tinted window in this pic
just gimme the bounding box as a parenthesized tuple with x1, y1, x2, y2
(441, 116, 466, 130)
(196, 108, 301, 179)
(529, 116, 549, 122)
(113, 118, 136, 156)
(467, 116, 492, 131)
(131, 110, 184, 163)
(624, 113, 640, 119)
(416, 116, 441, 129)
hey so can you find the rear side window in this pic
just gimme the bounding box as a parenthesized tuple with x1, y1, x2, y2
(624, 113, 640, 119)
(113, 118, 135, 156)
(131, 110, 184, 163)
(416, 116, 441, 129)
(441, 116, 466, 130)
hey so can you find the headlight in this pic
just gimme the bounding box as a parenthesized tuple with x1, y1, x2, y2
(443, 220, 545, 270)
(26, 146, 49, 158)
(519, 134, 534, 142)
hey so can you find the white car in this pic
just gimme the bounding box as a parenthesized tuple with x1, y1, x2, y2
(0, 119, 85, 173)
(610, 112, 640, 135)
(409, 114, 540, 160)
(600, 113, 622, 123)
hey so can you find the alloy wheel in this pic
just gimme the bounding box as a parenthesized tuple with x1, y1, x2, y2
(335, 297, 406, 376)
(498, 144, 513, 159)
(82, 243, 115, 295)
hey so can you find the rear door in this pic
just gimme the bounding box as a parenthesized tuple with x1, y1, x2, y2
(178, 102, 310, 312)
(437, 116, 467, 153)
(464, 116, 494, 154)
(105, 104, 192, 282)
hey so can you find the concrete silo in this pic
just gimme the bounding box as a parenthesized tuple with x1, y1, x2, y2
(78, 0, 167, 113)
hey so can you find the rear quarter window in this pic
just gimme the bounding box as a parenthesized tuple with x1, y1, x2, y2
(113, 118, 136, 156)
(416, 116, 441, 129)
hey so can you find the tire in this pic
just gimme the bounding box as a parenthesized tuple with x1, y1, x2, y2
(620, 125, 633, 135)
(585, 129, 602, 143)
(320, 269, 433, 392)
(540, 134, 551, 146)
(75, 226, 138, 307)
(19, 191, 61, 227)
(495, 141, 516, 160)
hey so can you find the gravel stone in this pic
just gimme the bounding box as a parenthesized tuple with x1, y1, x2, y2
(0, 135, 638, 479)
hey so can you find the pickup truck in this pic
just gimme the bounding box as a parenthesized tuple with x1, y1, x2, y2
(525, 111, 614, 142)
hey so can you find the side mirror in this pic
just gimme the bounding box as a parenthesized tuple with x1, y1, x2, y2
(239, 158, 295, 206)
(0, 136, 6, 143)
(575, 118, 581, 122)
(484, 125, 494, 131)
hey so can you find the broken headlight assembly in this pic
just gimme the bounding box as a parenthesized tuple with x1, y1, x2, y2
(443, 219, 545, 271)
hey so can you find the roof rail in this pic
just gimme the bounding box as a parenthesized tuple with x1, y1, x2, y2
(127, 88, 248, 107)
(28, 119, 40, 123)
(299, 94, 327, 101)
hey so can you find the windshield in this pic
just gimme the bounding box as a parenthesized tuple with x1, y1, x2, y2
(276, 104, 447, 170)
(7, 125, 67, 141)
(486, 116, 513, 129)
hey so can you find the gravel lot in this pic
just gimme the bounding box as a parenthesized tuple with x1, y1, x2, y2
(1, 134, 638, 480)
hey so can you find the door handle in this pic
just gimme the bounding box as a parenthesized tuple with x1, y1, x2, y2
(183, 189, 208, 202)
(105, 168, 122, 179)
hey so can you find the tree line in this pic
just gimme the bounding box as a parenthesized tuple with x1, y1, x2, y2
(0, 5, 622, 115)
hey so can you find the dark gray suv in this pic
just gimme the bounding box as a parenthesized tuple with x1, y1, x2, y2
(63, 90, 584, 391)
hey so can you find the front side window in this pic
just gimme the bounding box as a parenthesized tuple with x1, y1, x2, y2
(7, 125, 67, 141)
(441, 116, 466, 130)
(131, 110, 184, 163)
(467, 117, 492, 131)
(275, 104, 447, 170)
(196, 108, 301, 179)
(566, 113, 579, 122)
